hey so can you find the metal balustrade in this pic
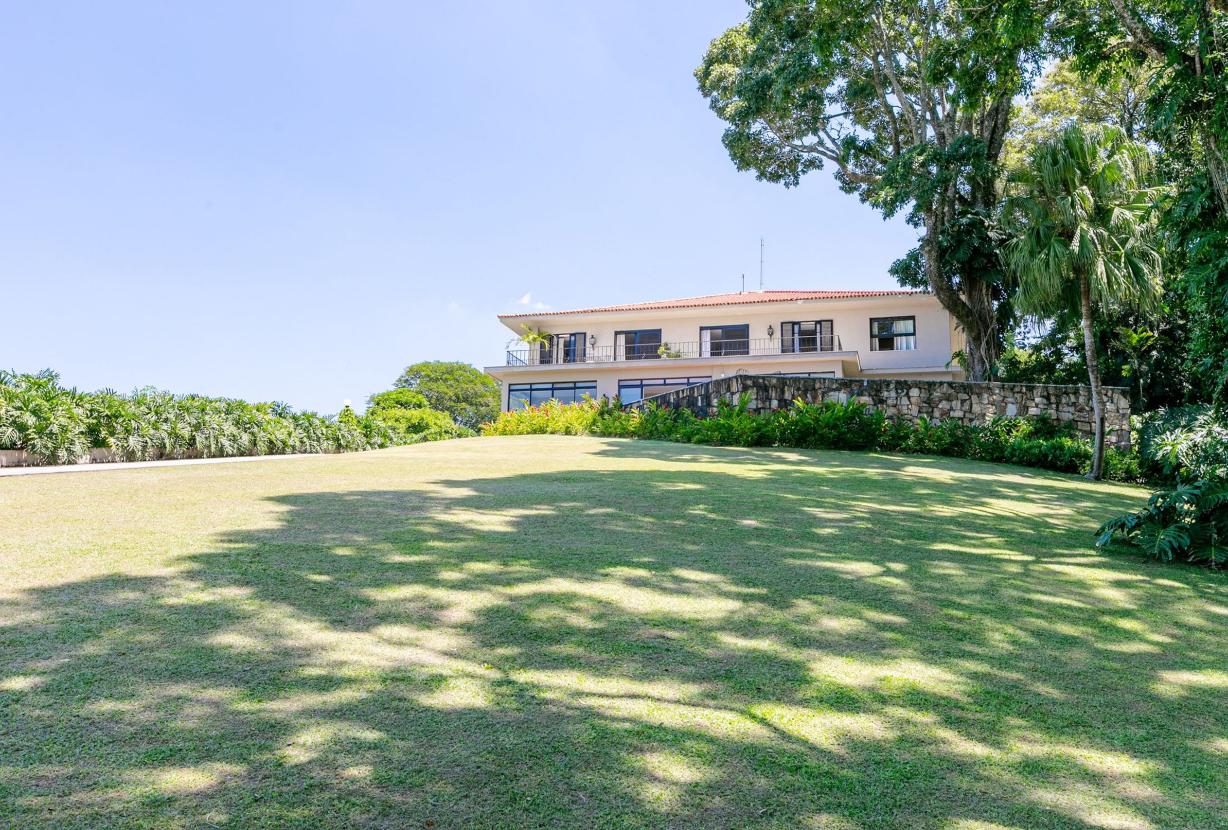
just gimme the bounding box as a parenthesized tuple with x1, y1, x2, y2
(504, 335, 842, 366)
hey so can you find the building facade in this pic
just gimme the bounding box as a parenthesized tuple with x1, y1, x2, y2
(484, 289, 965, 410)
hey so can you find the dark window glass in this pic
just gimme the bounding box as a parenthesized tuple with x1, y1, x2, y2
(700, 324, 749, 356)
(537, 341, 554, 365)
(559, 332, 586, 364)
(618, 377, 710, 404)
(616, 329, 662, 360)
(781, 320, 834, 353)
(508, 381, 598, 409)
(869, 316, 917, 351)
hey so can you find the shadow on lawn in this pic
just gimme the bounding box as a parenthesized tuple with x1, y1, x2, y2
(2, 442, 1226, 829)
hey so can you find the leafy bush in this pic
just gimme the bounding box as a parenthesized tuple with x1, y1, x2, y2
(1135, 405, 1228, 483)
(0, 370, 455, 465)
(371, 406, 471, 442)
(481, 395, 1144, 481)
(366, 385, 473, 443)
(483, 398, 602, 436)
(772, 399, 886, 450)
(1097, 480, 1228, 567)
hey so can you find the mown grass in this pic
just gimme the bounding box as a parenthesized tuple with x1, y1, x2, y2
(1, 435, 1225, 829)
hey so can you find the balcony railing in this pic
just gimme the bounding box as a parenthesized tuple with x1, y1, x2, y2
(505, 335, 843, 366)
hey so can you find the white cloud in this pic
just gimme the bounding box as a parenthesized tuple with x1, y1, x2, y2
(516, 292, 550, 311)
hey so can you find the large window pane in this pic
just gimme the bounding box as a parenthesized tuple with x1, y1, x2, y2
(619, 376, 710, 403)
(508, 381, 598, 409)
(869, 316, 917, 351)
(700, 325, 749, 357)
(616, 329, 662, 360)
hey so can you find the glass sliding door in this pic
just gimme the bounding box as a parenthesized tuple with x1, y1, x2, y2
(782, 320, 834, 353)
(699, 324, 749, 357)
(615, 329, 662, 360)
(559, 332, 586, 363)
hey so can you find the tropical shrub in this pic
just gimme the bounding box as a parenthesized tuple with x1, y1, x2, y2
(366, 386, 473, 442)
(772, 400, 886, 451)
(371, 406, 470, 442)
(481, 396, 1143, 481)
(1135, 406, 1228, 483)
(0, 370, 457, 466)
(1097, 480, 1228, 567)
(483, 398, 602, 436)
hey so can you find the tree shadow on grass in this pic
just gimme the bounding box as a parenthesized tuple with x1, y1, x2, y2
(1, 443, 1226, 829)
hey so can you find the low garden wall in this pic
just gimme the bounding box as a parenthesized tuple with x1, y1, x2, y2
(636, 375, 1132, 449)
(0, 448, 119, 467)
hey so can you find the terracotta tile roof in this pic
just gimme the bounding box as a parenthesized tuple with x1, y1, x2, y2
(499, 289, 927, 319)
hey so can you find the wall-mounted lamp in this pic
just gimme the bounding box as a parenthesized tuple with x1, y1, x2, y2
(766, 325, 775, 339)
(589, 334, 597, 347)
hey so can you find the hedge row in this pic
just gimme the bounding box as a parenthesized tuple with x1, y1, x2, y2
(483, 395, 1143, 482)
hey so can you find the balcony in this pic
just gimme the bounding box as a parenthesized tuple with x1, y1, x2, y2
(504, 335, 844, 366)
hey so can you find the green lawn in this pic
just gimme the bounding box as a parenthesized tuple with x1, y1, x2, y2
(1, 436, 1226, 829)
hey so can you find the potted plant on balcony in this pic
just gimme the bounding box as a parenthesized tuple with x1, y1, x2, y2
(519, 325, 551, 348)
(658, 342, 683, 359)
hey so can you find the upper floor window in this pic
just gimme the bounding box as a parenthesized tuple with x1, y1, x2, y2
(869, 316, 916, 351)
(615, 329, 662, 360)
(781, 320, 834, 353)
(534, 332, 586, 364)
(700, 324, 749, 357)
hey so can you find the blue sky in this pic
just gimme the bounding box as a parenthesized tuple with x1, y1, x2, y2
(1, 1, 917, 413)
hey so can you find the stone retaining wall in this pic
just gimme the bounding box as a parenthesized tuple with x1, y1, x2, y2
(635, 375, 1131, 449)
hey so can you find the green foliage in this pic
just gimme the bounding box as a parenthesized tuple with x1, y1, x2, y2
(365, 385, 471, 443)
(0, 369, 92, 464)
(395, 361, 500, 430)
(367, 388, 430, 414)
(370, 407, 470, 443)
(1136, 406, 1228, 484)
(1058, 1, 1228, 403)
(483, 398, 602, 436)
(1003, 125, 1164, 319)
(1003, 59, 1152, 175)
(0, 370, 445, 465)
(481, 397, 1143, 482)
(1097, 480, 1228, 567)
(695, 0, 1048, 380)
(773, 399, 886, 451)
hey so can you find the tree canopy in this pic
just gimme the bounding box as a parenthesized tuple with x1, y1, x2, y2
(695, 0, 1049, 380)
(1003, 124, 1163, 476)
(394, 361, 500, 430)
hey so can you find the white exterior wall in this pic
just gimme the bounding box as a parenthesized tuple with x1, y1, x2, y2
(486, 292, 965, 409)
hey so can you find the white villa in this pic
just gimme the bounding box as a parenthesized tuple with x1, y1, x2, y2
(485, 289, 965, 410)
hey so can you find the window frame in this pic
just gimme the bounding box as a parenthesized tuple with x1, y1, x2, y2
(868, 315, 917, 352)
(557, 332, 586, 364)
(614, 328, 663, 361)
(617, 376, 711, 405)
(780, 320, 834, 353)
(507, 380, 598, 409)
(699, 323, 750, 357)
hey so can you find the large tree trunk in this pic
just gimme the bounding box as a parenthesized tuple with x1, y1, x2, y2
(1079, 275, 1106, 480)
(922, 212, 997, 382)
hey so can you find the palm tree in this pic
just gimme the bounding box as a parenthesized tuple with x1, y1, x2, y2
(1003, 125, 1164, 479)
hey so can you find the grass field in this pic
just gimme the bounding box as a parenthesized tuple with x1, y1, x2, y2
(1, 436, 1226, 829)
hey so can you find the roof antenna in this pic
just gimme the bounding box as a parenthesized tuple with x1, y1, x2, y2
(759, 237, 765, 290)
(740, 273, 745, 294)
